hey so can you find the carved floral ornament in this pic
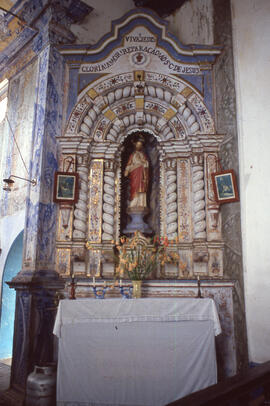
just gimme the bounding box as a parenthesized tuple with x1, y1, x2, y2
(63, 71, 216, 147)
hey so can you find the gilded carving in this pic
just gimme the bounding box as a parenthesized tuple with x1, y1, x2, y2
(103, 108, 117, 121)
(135, 96, 144, 110)
(88, 160, 104, 243)
(163, 107, 177, 121)
(134, 70, 145, 81)
(87, 88, 98, 99)
(73, 155, 89, 240)
(115, 166, 121, 243)
(59, 68, 224, 279)
(180, 87, 193, 99)
(177, 159, 192, 242)
(160, 161, 166, 237)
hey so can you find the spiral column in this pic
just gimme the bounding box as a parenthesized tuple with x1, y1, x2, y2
(73, 154, 89, 240)
(192, 154, 206, 239)
(165, 159, 178, 239)
(102, 160, 116, 241)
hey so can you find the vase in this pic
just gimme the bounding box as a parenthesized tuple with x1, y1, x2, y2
(132, 280, 142, 298)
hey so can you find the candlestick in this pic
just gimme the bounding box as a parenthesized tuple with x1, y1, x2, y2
(69, 275, 76, 300)
(120, 279, 122, 287)
(93, 276, 96, 286)
(197, 275, 202, 299)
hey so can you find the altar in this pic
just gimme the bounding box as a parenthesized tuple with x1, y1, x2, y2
(53, 298, 221, 406)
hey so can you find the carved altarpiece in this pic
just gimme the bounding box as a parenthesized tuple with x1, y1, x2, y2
(56, 9, 225, 281)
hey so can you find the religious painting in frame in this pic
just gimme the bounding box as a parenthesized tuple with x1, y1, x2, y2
(53, 172, 79, 204)
(211, 169, 239, 204)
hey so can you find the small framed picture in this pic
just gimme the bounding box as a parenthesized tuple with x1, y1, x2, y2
(211, 169, 239, 204)
(53, 172, 79, 204)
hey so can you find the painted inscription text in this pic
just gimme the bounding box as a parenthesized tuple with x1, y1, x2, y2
(80, 46, 200, 75)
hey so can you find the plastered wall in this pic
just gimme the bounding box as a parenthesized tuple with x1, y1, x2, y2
(231, 0, 270, 362)
(71, 0, 213, 46)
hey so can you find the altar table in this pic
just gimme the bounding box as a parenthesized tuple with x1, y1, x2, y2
(53, 298, 221, 406)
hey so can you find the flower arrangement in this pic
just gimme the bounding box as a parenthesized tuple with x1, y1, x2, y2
(115, 231, 182, 281)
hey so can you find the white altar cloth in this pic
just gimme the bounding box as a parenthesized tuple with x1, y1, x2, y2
(54, 298, 221, 406)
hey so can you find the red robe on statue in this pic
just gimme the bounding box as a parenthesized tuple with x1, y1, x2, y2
(125, 151, 149, 205)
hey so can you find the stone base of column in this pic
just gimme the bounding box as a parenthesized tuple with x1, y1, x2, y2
(7, 271, 65, 402)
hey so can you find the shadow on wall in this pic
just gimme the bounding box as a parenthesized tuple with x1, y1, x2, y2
(0, 231, 23, 359)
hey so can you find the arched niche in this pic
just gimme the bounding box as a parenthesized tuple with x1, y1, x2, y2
(121, 129, 160, 236)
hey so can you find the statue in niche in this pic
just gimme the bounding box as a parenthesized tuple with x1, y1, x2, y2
(124, 139, 149, 209)
(123, 137, 152, 234)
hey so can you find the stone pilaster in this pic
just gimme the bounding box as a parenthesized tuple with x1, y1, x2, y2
(213, 0, 248, 371)
(7, 44, 66, 398)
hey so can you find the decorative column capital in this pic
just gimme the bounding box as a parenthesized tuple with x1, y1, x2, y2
(164, 158, 177, 170)
(191, 153, 204, 166)
(77, 153, 90, 167)
(104, 159, 116, 172)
